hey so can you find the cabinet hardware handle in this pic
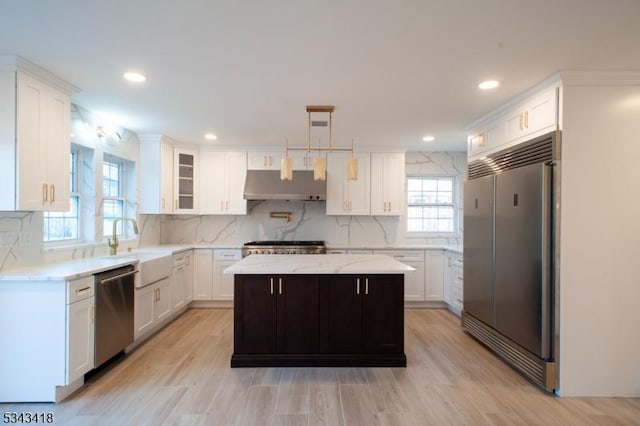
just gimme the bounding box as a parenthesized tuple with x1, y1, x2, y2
(75, 286, 91, 294)
(50, 184, 55, 203)
(365, 278, 369, 295)
(99, 270, 138, 284)
(268, 156, 272, 166)
(270, 277, 274, 294)
(43, 183, 48, 203)
(278, 277, 283, 294)
(525, 111, 529, 128)
(457, 298, 463, 303)
(356, 278, 360, 295)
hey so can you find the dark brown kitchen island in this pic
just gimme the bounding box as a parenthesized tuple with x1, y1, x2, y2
(225, 254, 413, 367)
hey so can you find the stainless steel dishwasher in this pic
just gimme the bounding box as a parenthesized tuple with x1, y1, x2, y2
(94, 265, 136, 366)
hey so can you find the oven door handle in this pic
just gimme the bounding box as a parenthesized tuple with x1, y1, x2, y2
(99, 270, 138, 284)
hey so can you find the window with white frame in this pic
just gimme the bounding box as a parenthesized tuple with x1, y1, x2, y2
(43, 152, 80, 242)
(406, 176, 455, 233)
(102, 158, 125, 237)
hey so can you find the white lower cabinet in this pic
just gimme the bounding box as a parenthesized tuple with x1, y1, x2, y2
(0, 276, 96, 402)
(424, 250, 445, 301)
(444, 252, 463, 316)
(134, 277, 172, 339)
(66, 277, 95, 385)
(185, 250, 194, 303)
(193, 249, 214, 300)
(213, 249, 242, 301)
(171, 252, 189, 310)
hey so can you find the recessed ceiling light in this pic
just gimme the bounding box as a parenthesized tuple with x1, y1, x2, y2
(422, 135, 435, 142)
(123, 72, 146, 83)
(479, 80, 500, 90)
(204, 133, 217, 141)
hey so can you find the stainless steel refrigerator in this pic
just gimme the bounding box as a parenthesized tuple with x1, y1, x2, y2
(462, 131, 559, 391)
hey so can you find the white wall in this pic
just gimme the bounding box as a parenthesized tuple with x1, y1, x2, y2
(560, 84, 640, 396)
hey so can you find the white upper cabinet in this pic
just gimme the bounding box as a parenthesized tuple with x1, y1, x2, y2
(173, 148, 198, 213)
(140, 137, 200, 214)
(467, 79, 560, 162)
(290, 150, 314, 170)
(505, 86, 558, 143)
(247, 151, 282, 170)
(326, 152, 370, 215)
(200, 151, 247, 215)
(0, 63, 74, 211)
(139, 135, 175, 214)
(370, 152, 405, 216)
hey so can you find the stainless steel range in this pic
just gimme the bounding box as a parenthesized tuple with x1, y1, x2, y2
(242, 240, 326, 256)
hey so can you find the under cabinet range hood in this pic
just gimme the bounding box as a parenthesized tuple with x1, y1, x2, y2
(243, 170, 326, 201)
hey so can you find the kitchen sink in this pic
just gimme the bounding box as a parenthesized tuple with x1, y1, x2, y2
(98, 251, 173, 288)
(137, 254, 172, 288)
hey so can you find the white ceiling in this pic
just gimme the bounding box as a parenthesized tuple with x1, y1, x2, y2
(2, 0, 640, 151)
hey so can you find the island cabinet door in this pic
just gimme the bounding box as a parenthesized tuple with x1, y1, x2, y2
(234, 275, 277, 353)
(361, 274, 404, 354)
(319, 275, 363, 353)
(276, 275, 320, 353)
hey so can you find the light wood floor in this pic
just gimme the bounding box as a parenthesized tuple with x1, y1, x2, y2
(2, 309, 639, 425)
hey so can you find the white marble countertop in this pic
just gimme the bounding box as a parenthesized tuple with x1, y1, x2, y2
(224, 254, 416, 275)
(0, 243, 460, 281)
(0, 249, 176, 281)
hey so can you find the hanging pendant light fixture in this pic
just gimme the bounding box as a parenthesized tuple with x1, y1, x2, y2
(347, 139, 358, 181)
(313, 136, 327, 181)
(280, 138, 293, 181)
(282, 105, 358, 182)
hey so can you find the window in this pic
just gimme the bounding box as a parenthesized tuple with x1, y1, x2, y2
(407, 176, 455, 233)
(43, 152, 79, 242)
(102, 159, 125, 237)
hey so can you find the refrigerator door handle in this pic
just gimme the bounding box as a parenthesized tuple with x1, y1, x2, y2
(540, 163, 553, 359)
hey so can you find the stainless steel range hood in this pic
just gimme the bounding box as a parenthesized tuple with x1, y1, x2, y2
(243, 170, 326, 201)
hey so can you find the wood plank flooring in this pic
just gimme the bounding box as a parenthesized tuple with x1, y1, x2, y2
(2, 308, 639, 425)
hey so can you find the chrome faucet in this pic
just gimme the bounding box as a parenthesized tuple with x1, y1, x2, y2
(108, 218, 139, 255)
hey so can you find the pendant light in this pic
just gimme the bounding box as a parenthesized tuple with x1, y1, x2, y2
(346, 139, 358, 181)
(313, 137, 326, 181)
(314, 156, 326, 181)
(281, 105, 358, 182)
(280, 138, 293, 181)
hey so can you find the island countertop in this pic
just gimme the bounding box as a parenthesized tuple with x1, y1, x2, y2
(224, 254, 415, 275)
